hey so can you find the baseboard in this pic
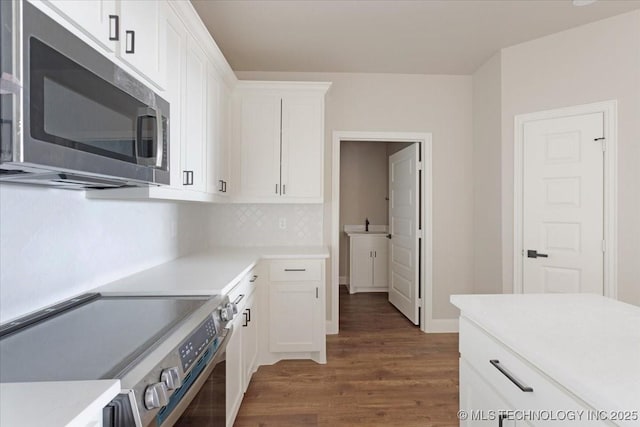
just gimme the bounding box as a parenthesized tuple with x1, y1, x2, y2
(351, 287, 388, 293)
(339, 276, 349, 285)
(424, 317, 459, 333)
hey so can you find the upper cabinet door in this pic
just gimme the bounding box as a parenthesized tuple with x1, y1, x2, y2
(281, 94, 324, 202)
(234, 93, 282, 199)
(118, 0, 165, 89)
(181, 34, 208, 192)
(44, 0, 117, 52)
(211, 78, 232, 196)
(162, 3, 186, 189)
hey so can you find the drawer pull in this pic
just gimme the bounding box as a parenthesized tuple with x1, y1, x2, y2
(489, 359, 533, 392)
(249, 275, 258, 283)
(284, 268, 306, 272)
(233, 294, 245, 305)
(242, 312, 248, 327)
(246, 308, 251, 322)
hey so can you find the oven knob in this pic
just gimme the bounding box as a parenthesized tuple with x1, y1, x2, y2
(161, 366, 182, 390)
(220, 303, 236, 321)
(144, 382, 169, 409)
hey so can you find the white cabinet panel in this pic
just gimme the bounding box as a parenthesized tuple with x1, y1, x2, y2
(234, 93, 281, 198)
(117, 0, 164, 88)
(280, 95, 323, 200)
(181, 34, 208, 192)
(44, 0, 117, 52)
(372, 236, 388, 289)
(269, 281, 323, 353)
(241, 292, 258, 392)
(350, 237, 373, 290)
(225, 313, 243, 427)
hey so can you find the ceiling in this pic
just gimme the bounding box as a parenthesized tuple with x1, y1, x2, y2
(191, 0, 640, 75)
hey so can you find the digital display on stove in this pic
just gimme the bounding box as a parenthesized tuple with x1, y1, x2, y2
(179, 316, 217, 372)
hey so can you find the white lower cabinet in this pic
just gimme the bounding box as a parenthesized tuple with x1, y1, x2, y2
(348, 234, 388, 293)
(459, 317, 611, 427)
(241, 291, 258, 392)
(225, 296, 244, 427)
(265, 260, 326, 363)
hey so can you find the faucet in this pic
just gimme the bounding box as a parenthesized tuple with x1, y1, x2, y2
(365, 217, 370, 232)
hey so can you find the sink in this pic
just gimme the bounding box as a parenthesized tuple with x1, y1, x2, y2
(343, 225, 388, 236)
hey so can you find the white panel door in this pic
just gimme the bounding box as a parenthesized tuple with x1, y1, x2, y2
(281, 95, 323, 201)
(388, 144, 420, 324)
(238, 95, 281, 198)
(522, 113, 604, 294)
(45, 0, 116, 52)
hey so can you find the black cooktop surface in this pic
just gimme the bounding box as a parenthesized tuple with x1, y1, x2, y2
(0, 295, 211, 382)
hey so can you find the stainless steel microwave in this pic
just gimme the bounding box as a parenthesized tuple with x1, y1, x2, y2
(0, 1, 169, 189)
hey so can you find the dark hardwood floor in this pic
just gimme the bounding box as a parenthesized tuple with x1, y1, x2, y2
(234, 287, 459, 427)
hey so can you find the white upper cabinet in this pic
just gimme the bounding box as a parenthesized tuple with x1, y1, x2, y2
(117, 0, 165, 88)
(231, 82, 331, 203)
(181, 33, 208, 192)
(43, 0, 117, 52)
(206, 66, 232, 197)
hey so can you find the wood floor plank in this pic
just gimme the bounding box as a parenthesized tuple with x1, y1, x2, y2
(234, 287, 459, 427)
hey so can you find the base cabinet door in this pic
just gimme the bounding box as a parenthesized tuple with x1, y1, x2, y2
(269, 282, 322, 353)
(371, 236, 388, 289)
(349, 235, 388, 292)
(241, 292, 258, 391)
(226, 315, 243, 427)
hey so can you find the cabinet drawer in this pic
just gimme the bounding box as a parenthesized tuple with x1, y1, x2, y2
(460, 317, 610, 426)
(269, 260, 322, 282)
(227, 269, 258, 311)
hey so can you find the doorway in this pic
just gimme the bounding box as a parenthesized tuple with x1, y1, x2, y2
(330, 131, 433, 334)
(513, 101, 618, 297)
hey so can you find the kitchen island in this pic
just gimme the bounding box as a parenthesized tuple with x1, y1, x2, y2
(451, 294, 640, 426)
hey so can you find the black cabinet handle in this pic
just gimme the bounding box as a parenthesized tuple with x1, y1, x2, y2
(183, 170, 194, 186)
(527, 250, 548, 258)
(282, 184, 286, 195)
(315, 287, 319, 299)
(284, 268, 306, 272)
(232, 294, 245, 305)
(275, 184, 279, 194)
(490, 360, 533, 392)
(108, 15, 119, 41)
(223, 180, 227, 193)
(246, 308, 251, 322)
(249, 275, 258, 283)
(218, 180, 224, 192)
(125, 30, 135, 54)
(242, 312, 248, 327)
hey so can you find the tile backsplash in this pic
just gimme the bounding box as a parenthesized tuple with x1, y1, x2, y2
(208, 204, 323, 247)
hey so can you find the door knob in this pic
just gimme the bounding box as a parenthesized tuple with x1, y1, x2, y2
(527, 250, 548, 258)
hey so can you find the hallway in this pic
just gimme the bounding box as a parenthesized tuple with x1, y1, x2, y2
(234, 287, 459, 426)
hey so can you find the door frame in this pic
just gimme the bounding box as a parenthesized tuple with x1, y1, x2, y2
(513, 100, 618, 297)
(330, 131, 433, 334)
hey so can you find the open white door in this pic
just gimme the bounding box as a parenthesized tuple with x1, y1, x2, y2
(522, 112, 604, 294)
(388, 144, 420, 325)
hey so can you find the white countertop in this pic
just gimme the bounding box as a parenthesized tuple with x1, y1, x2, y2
(98, 246, 329, 296)
(451, 294, 640, 418)
(0, 380, 120, 427)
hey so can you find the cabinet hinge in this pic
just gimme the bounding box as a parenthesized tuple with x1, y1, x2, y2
(417, 297, 422, 308)
(417, 161, 423, 171)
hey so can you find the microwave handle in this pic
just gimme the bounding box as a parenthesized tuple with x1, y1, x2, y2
(154, 107, 163, 169)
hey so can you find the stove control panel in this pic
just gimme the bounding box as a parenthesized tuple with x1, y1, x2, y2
(178, 315, 217, 372)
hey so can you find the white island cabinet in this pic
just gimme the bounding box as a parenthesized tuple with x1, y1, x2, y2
(451, 294, 640, 427)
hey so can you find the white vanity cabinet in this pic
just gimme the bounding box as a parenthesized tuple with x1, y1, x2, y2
(348, 233, 388, 293)
(230, 82, 331, 203)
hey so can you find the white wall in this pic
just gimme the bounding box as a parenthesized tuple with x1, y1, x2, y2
(472, 52, 503, 294)
(500, 10, 640, 306)
(237, 71, 475, 320)
(207, 204, 323, 247)
(0, 184, 210, 322)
